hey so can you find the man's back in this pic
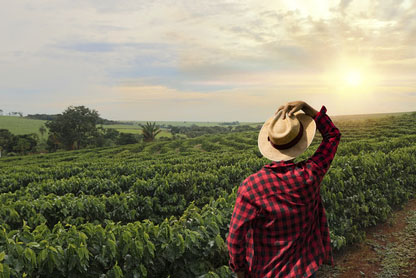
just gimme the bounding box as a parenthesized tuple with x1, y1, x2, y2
(227, 105, 341, 278)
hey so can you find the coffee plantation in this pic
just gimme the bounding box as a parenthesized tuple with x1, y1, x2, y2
(0, 112, 415, 277)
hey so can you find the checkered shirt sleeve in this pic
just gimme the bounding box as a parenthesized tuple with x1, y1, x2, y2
(227, 184, 258, 272)
(308, 106, 341, 175)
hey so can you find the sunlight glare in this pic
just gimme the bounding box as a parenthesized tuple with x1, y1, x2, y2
(322, 57, 380, 97)
(344, 70, 362, 87)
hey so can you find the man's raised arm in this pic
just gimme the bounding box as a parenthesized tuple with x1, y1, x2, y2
(308, 106, 341, 175)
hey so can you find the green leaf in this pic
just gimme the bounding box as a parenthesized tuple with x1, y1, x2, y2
(106, 239, 116, 257)
(214, 234, 224, 248)
(135, 240, 144, 257)
(139, 264, 147, 277)
(38, 249, 48, 264)
(146, 241, 155, 257)
(48, 246, 58, 253)
(0, 264, 11, 278)
(24, 248, 36, 265)
(27, 242, 40, 248)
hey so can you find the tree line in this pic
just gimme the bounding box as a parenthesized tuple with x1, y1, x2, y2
(169, 124, 260, 138)
(0, 105, 260, 156)
(0, 106, 164, 156)
(0, 130, 38, 156)
(26, 113, 125, 125)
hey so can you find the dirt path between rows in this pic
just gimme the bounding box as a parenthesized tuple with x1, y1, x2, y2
(316, 197, 416, 278)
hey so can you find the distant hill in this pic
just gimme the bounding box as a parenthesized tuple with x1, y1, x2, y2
(331, 111, 414, 122)
(0, 116, 47, 137)
(2, 111, 415, 138)
(26, 113, 122, 125)
(25, 114, 59, 121)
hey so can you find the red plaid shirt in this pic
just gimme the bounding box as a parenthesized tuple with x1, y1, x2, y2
(227, 106, 341, 278)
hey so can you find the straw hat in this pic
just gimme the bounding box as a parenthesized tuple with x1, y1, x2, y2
(258, 110, 316, 161)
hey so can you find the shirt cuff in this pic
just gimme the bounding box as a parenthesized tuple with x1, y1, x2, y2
(314, 105, 327, 122)
(229, 260, 246, 273)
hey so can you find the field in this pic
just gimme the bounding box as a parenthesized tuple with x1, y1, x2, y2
(0, 116, 243, 139)
(0, 116, 47, 138)
(119, 121, 254, 127)
(0, 117, 173, 139)
(0, 112, 415, 277)
(100, 124, 173, 138)
(1, 111, 410, 138)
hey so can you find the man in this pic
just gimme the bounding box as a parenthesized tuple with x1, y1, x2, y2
(227, 101, 341, 278)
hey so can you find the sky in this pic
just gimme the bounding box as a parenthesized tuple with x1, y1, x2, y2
(1, 0, 415, 121)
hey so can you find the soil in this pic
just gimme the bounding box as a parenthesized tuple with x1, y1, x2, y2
(316, 198, 416, 278)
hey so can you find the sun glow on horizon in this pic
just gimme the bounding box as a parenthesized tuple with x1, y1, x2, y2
(323, 57, 380, 96)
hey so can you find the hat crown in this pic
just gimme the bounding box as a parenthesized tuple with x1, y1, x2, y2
(258, 109, 316, 161)
(268, 111, 301, 145)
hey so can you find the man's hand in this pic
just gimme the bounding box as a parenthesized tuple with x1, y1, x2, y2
(277, 101, 305, 119)
(236, 271, 245, 278)
(277, 101, 318, 119)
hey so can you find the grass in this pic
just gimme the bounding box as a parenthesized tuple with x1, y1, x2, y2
(1, 111, 414, 139)
(0, 116, 47, 138)
(0, 116, 173, 139)
(374, 211, 416, 278)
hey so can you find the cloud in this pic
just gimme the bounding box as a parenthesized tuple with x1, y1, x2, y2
(0, 0, 415, 120)
(59, 42, 116, 53)
(58, 42, 172, 53)
(338, 0, 354, 13)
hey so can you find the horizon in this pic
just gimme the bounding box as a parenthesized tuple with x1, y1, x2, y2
(1, 0, 416, 122)
(1, 108, 414, 124)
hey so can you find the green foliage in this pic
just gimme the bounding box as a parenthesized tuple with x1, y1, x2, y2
(0, 129, 38, 155)
(117, 133, 140, 145)
(141, 122, 161, 142)
(0, 129, 13, 151)
(169, 124, 258, 138)
(0, 112, 415, 277)
(46, 106, 100, 150)
(38, 126, 47, 138)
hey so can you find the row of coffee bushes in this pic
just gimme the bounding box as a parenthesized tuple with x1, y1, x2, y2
(1, 145, 415, 277)
(1, 134, 415, 231)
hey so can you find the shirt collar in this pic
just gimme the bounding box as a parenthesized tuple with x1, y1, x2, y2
(264, 160, 295, 169)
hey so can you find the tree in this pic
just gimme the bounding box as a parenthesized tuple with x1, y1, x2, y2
(117, 133, 140, 145)
(0, 129, 14, 152)
(13, 137, 31, 153)
(45, 106, 100, 150)
(102, 128, 120, 141)
(46, 133, 60, 152)
(39, 125, 47, 138)
(12, 134, 38, 154)
(93, 127, 120, 147)
(0, 130, 38, 155)
(141, 122, 161, 142)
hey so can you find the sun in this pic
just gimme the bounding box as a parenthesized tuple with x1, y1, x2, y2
(344, 70, 362, 87)
(323, 57, 379, 95)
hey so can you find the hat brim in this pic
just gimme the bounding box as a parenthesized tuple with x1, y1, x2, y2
(258, 113, 316, 161)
